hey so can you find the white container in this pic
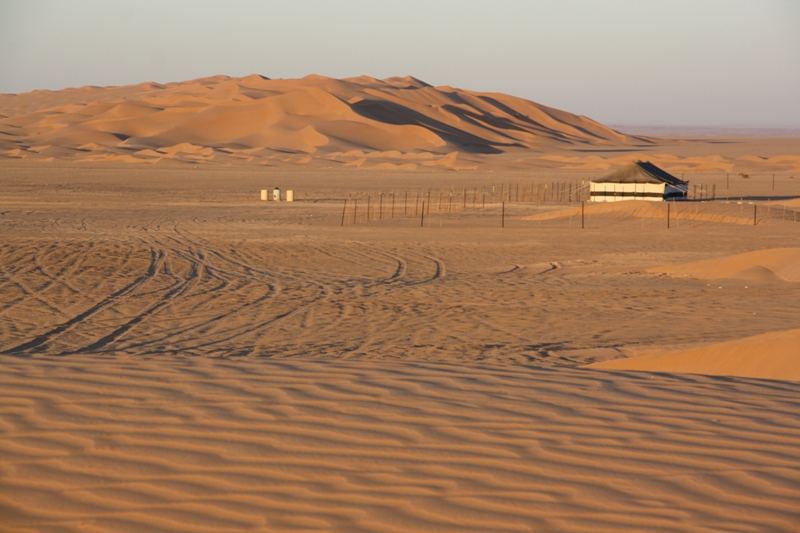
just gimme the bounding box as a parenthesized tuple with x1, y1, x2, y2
(286, 190, 294, 202)
(272, 187, 281, 201)
(260, 189, 268, 201)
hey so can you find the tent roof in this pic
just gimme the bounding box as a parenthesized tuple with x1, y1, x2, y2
(592, 161, 686, 186)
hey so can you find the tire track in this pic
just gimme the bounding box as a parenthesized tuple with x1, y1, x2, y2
(2, 245, 166, 354)
(75, 247, 204, 354)
(113, 227, 305, 352)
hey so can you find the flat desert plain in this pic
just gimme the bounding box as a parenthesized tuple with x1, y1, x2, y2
(1, 76, 800, 532)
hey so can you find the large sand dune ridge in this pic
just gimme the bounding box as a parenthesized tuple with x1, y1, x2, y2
(0, 74, 644, 163)
(3, 75, 799, 173)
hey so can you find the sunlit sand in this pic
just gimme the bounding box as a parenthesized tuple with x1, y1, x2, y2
(1, 76, 799, 532)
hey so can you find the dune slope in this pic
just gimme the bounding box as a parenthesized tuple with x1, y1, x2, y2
(646, 247, 800, 283)
(589, 328, 800, 380)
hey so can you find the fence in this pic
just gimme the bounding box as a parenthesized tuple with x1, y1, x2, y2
(340, 180, 592, 226)
(339, 184, 799, 230)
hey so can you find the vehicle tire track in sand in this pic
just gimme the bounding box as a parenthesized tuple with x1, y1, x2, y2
(118, 227, 328, 353)
(75, 246, 204, 353)
(2, 245, 166, 354)
(0, 246, 71, 317)
(405, 253, 446, 286)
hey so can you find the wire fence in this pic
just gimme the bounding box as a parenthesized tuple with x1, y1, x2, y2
(338, 183, 800, 230)
(340, 180, 592, 226)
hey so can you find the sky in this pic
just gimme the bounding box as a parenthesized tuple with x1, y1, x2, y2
(1, 0, 798, 127)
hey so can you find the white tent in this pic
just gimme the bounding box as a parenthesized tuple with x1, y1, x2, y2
(590, 161, 688, 202)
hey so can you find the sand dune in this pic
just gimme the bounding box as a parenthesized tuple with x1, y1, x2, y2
(2, 355, 799, 532)
(3, 75, 798, 171)
(0, 74, 646, 166)
(646, 247, 800, 283)
(590, 328, 800, 380)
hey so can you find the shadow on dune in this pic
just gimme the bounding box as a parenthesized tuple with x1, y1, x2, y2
(349, 98, 506, 154)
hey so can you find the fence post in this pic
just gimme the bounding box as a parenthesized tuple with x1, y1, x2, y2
(502, 202, 505, 228)
(353, 198, 358, 225)
(421, 202, 425, 227)
(667, 202, 671, 229)
(581, 201, 585, 229)
(754, 204, 757, 226)
(341, 199, 348, 226)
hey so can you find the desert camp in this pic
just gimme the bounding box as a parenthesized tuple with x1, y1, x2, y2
(590, 160, 689, 202)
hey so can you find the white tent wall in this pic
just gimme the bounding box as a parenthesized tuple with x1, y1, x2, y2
(590, 182, 668, 202)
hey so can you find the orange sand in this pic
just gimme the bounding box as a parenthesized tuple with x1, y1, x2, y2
(1, 76, 800, 532)
(2, 355, 800, 532)
(2, 75, 799, 174)
(591, 328, 800, 380)
(646, 247, 800, 283)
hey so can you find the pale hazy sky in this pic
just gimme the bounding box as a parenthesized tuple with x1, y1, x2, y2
(1, 0, 798, 126)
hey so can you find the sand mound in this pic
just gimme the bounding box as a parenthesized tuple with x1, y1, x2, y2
(590, 328, 800, 380)
(646, 247, 800, 282)
(0, 74, 646, 164)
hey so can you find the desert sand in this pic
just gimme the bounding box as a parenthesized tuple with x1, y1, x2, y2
(2, 74, 800, 174)
(590, 327, 800, 380)
(1, 76, 800, 532)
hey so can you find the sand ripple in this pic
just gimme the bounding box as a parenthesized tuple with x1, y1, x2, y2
(2, 356, 799, 532)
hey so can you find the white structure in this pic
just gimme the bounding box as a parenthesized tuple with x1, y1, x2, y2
(590, 161, 688, 202)
(272, 187, 281, 201)
(260, 189, 268, 201)
(285, 190, 294, 202)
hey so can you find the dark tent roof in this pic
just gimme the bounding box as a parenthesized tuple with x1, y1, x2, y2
(592, 161, 686, 186)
